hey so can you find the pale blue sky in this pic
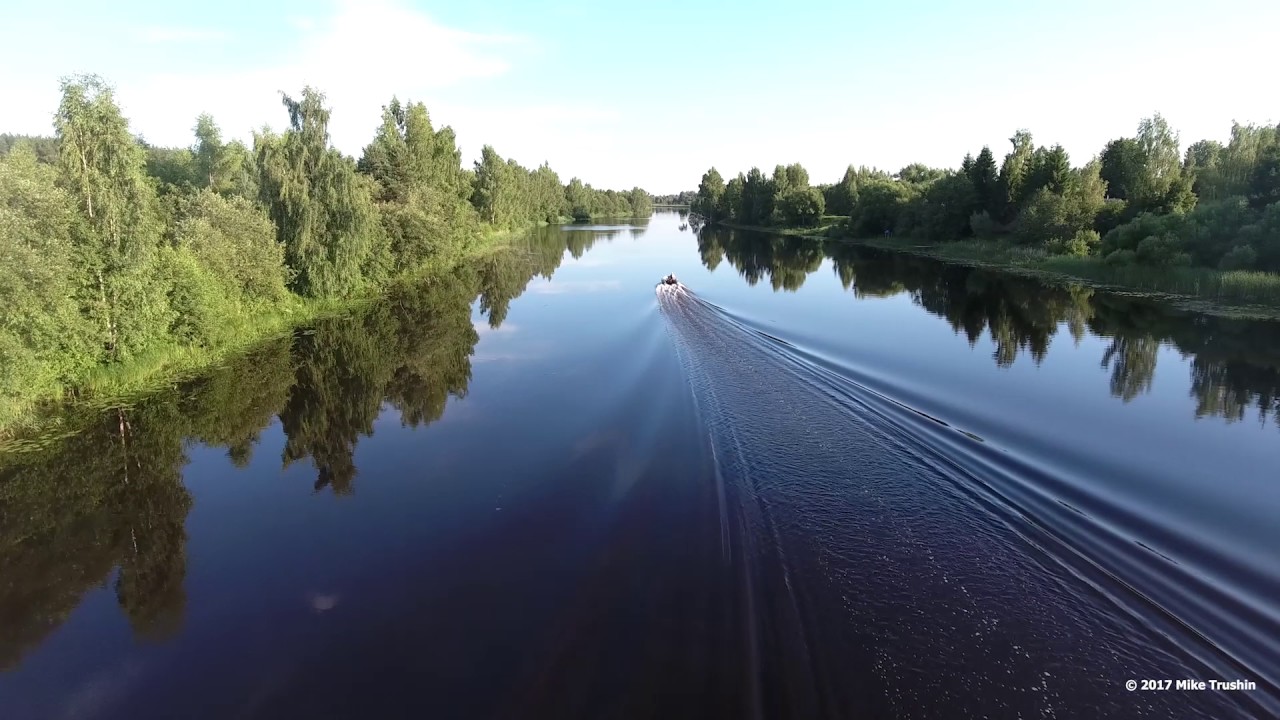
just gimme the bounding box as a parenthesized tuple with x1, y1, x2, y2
(3, 0, 1276, 192)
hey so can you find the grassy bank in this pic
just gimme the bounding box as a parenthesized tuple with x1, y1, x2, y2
(716, 220, 1280, 318)
(0, 229, 516, 442)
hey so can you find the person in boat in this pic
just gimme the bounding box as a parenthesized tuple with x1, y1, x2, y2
(662, 274, 678, 285)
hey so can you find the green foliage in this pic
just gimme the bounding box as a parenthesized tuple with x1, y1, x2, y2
(778, 187, 825, 226)
(1046, 229, 1100, 257)
(1094, 199, 1129, 235)
(910, 172, 977, 239)
(997, 130, 1035, 218)
(0, 75, 653, 432)
(1249, 143, 1280, 210)
(897, 163, 945, 185)
(358, 98, 480, 272)
(741, 167, 773, 224)
(144, 145, 197, 195)
(0, 146, 98, 408)
(969, 211, 999, 237)
(968, 146, 999, 215)
(1134, 234, 1191, 267)
(56, 74, 172, 359)
(824, 165, 860, 215)
(1184, 139, 1224, 201)
(255, 87, 384, 299)
(1100, 137, 1143, 201)
(1025, 145, 1071, 196)
(849, 179, 917, 236)
(192, 114, 256, 199)
(1218, 245, 1258, 271)
(169, 190, 293, 309)
(0, 135, 59, 164)
(693, 167, 725, 220)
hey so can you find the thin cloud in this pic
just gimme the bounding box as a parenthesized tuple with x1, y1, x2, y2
(117, 0, 524, 152)
(136, 26, 229, 44)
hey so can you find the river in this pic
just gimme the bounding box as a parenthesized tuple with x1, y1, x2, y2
(0, 211, 1276, 719)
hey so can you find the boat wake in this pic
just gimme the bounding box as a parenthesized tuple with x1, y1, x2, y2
(655, 284, 1275, 719)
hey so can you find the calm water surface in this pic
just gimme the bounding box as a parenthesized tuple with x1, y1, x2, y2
(1, 212, 1277, 719)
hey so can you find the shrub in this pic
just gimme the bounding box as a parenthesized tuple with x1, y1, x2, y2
(969, 210, 1000, 237)
(778, 187, 826, 227)
(1135, 234, 1191, 266)
(1218, 245, 1258, 271)
(1105, 249, 1137, 265)
(1048, 229, 1100, 257)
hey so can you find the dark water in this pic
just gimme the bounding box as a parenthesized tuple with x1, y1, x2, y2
(1, 212, 1277, 719)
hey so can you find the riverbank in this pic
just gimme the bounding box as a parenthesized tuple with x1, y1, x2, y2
(713, 219, 1280, 319)
(0, 229, 519, 445)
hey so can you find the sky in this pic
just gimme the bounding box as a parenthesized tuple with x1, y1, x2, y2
(2, 0, 1277, 193)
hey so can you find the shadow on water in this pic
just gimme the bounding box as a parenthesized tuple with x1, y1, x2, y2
(696, 225, 1280, 428)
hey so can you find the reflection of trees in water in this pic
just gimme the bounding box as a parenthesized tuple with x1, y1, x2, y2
(698, 231, 724, 271)
(704, 228, 1280, 424)
(703, 227, 823, 291)
(562, 218, 647, 258)
(1100, 336, 1159, 400)
(0, 231, 576, 672)
(0, 393, 195, 669)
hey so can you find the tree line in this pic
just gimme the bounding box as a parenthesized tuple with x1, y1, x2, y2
(697, 225, 1280, 424)
(651, 190, 697, 206)
(0, 75, 651, 427)
(692, 115, 1280, 273)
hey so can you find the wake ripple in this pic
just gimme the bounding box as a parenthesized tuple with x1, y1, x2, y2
(655, 283, 1274, 719)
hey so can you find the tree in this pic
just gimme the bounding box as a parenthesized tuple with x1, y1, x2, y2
(1249, 143, 1280, 210)
(693, 167, 725, 221)
(358, 98, 478, 270)
(0, 145, 98, 405)
(897, 163, 945, 185)
(627, 187, 653, 216)
(1100, 138, 1143, 201)
(1015, 161, 1107, 250)
(164, 191, 293, 346)
(968, 146, 999, 215)
(1025, 144, 1071, 196)
(825, 165, 859, 215)
(997, 130, 1035, 215)
(719, 174, 745, 221)
(187, 115, 256, 200)
(778, 187, 825, 226)
(850, 179, 916, 236)
(255, 87, 385, 298)
(1133, 113, 1184, 210)
(1184, 139, 1224, 201)
(915, 172, 978, 239)
(741, 167, 771, 224)
(55, 74, 171, 359)
(784, 163, 809, 190)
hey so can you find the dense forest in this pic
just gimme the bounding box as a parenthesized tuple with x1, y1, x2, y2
(692, 115, 1280, 274)
(696, 226, 1280, 425)
(0, 75, 651, 429)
